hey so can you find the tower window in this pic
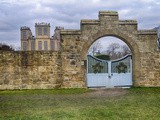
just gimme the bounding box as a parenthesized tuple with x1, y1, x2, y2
(23, 42, 27, 51)
(51, 40, 54, 50)
(31, 41, 35, 50)
(23, 31, 27, 39)
(44, 27, 48, 35)
(38, 41, 42, 50)
(38, 27, 42, 36)
(44, 41, 48, 50)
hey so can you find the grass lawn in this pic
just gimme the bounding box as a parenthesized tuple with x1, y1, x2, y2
(0, 87, 160, 120)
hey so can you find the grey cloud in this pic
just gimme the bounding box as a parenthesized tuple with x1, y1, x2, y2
(0, 0, 160, 48)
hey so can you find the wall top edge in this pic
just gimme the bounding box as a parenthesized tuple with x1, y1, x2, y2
(138, 30, 157, 35)
(119, 20, 137, 25)
(81, 19, 99, 24)
(99, 11, 118, 16)
(60, 30, 81, 35)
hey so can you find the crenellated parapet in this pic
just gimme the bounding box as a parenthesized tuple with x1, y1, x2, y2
(35, 22, 50, 27)
(20, 26, 31, 30)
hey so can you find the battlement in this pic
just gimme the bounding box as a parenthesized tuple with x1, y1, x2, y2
(35, 22, 50, 26)
(55, 26, 64, 30)
(99, 11, 118, 16)
(20, 26, 31, 30)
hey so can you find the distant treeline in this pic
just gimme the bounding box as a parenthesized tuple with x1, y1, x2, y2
(0, 43, 14, 51)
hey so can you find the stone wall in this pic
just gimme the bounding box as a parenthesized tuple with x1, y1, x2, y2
(0, 11, 160, 89)
(61, 52, 86, 88)
(137, 31, 160, 86)
(0, 51, 62, 89)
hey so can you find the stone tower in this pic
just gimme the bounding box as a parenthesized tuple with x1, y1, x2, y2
(35, 23, 51, 50)
(20, 26, 34, 51)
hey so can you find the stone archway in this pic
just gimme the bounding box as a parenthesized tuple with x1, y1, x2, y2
(80, 29, 141, 86)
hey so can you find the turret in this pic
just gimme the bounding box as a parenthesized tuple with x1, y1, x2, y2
(20, 26, 33, 51)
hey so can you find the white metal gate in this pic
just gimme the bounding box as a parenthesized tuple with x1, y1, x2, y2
(87, 54, 132, 88)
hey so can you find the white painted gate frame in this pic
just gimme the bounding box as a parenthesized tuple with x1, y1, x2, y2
(87, 55, 132, 88)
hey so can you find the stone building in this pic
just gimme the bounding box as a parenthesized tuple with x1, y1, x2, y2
(21, 23, 63, 51)
(1, 11, 160, 90)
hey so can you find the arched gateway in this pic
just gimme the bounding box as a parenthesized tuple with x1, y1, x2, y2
(60, 11, 158, 88)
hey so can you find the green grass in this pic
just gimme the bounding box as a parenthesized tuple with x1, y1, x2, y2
(0, 88, 90, 95)
(0, 87, 160, 120)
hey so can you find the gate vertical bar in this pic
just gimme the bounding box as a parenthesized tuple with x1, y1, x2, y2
(130, 56, 133, 85)
(107, 61, 112, 88)
(87, 56, 89, 87)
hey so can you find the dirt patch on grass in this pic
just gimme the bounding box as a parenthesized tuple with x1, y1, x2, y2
(82, 88, 128, 98)
(0, 88, 128, 101)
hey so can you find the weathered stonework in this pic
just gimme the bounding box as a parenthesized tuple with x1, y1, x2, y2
(0, 11, 159, 89)
(0, 51, 62, 89)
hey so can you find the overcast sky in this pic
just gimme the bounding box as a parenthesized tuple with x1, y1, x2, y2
(0, 0, 160, 49)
